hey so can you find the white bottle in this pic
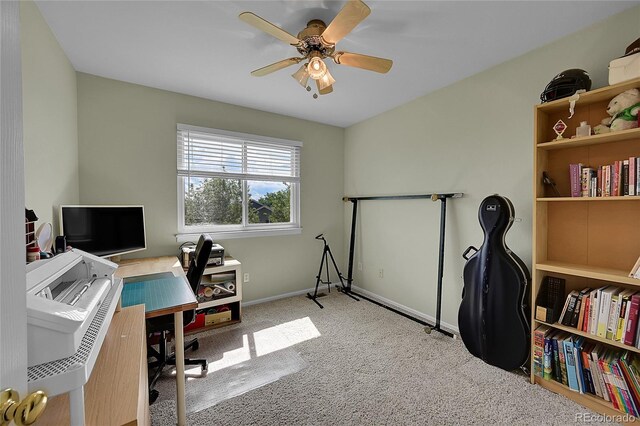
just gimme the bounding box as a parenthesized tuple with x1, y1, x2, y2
(576, 121, 591, 138)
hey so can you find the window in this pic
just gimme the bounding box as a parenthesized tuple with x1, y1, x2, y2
(177, 124, 302, 239)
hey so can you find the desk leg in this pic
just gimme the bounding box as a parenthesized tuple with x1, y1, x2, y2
(174, 311, 186, 426)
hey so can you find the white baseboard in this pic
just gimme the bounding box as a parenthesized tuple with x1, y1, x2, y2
(242, 284, 460, 335)
(351, 285, 460, 335)
(242, 287, 317, 307)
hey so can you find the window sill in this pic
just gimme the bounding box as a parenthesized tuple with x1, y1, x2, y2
(176, 227, 302, 242)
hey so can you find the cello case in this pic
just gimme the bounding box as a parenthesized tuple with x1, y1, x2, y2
(458, 194, 530, 371)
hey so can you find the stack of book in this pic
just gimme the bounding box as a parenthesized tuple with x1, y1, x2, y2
(534, 324, 640, 415)
(569, 158, 640, 197)
(555, 286, 640, 348)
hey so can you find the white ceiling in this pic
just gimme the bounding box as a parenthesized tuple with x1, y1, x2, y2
(36, 1, 638, 128)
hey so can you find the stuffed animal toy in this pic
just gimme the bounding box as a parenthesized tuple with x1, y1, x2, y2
(606, 88, 640, 132)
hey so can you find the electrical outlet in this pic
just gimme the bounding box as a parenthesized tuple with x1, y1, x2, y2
(378, 268, 384, 279)
(358, 262, 363, 271)
(243, 273, 250, 283)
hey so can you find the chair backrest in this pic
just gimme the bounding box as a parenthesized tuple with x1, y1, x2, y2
(186, 234, 213, 294)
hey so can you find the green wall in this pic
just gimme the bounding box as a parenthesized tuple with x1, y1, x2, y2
(21, 1, 79, 229)
(344, 7, 640, 329)
(77, 74, 345, 302)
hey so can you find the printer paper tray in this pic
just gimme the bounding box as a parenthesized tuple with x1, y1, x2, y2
(27, 278, 123, 396)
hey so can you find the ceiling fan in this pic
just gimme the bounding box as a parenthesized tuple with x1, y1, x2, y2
(239, 0, 393, 96)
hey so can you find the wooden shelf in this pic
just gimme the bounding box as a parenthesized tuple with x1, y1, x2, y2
(537, 196, 640, 202)
(535, 319, 640, 354)
(537, 127, 640, 150)
(536, 77, 640, 113)
(534, 376, 624, 419)
(535, 261, 640, 286)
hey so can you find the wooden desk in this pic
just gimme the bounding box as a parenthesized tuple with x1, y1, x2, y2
(39, 305, 150, 426)
(117, 256, 197, 426)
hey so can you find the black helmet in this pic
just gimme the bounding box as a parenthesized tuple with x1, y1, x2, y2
(540, 69, 592, 103)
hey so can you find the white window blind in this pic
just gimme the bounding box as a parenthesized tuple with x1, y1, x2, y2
(177, 125, 301, 182)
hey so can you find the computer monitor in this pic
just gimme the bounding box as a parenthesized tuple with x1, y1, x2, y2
(60, 205, 146, 258)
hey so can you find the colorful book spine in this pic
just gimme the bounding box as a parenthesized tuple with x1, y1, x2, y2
(570, 163, 582, 197)
(630, 157, 636, 196)
(625, 295, 640, 346)
(624, 160, 630, 196)
(613, 360, 639, 415)
(564, 338, 580, 391)
(533, 325, 550, 377)
(599, 356, 622, 410)
(559, 340, 568, 385)
(544, 333, 553, 380)
(582, 294, 591, 332)
(581, 167, 592, 197)
(552, 335, 562, 382)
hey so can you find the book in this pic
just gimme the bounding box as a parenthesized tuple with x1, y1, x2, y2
(581, 167, 592, 197)
(631, 157, 636, 196)
(599, 349, 622, 410)
(619, 353, 640, 415)
(563, 336, 580, 391)
(544, 330, 555, 380)
(607, 289, 623, 340)
(587, 345, 604, 398)
(637, 157, 640, 195)
(534, 325, 552, 377)
(605, 165, 612, 197)
(591, 345, 610, 402)
(590, 287, 606, 335)
(581, 291, 592, 332)
(580, 342, 595, 394)
(612, 355, 638, 415)
(626, 294, 640, 346)
(552, 333, 563, 382)
(597, 167, 603, 197)
(623, 352, 640, 412)
(598, 286, 618, 338)
(624, 160, 630, 196)
(557, 332, 569, 386)
(572, 288, 591, 328)
(570, 163, 583, 197)
(573, 336, 586, 393)
(617, 289, 635, 341)
(562, 290, 580, 326)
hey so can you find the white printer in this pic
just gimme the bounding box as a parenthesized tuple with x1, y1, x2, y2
(26, 249, 118, 367)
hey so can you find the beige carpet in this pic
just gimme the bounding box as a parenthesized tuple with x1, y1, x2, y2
(150, 291, 601, 425)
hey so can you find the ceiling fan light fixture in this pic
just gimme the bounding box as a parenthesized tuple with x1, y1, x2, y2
(307, 53, 327, 80)
(292, 64, 310, 87)
(317, 68, 335, 90)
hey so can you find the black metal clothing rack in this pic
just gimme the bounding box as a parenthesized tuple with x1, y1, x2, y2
(341, 193, 463, 337)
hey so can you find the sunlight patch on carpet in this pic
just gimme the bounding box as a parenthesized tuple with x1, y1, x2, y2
(155, 319, 319, 414)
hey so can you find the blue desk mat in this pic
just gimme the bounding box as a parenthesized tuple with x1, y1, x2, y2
(121, 276, 195, 313)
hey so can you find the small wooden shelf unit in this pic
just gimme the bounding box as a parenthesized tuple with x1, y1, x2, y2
(532, 77, 640, 418)
(186, 258, 243, 334)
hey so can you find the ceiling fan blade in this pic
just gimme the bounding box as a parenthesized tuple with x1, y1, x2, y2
(333, 51, 393, 73)
(239, 12, 302, 46)
(316, 79, 333, 95)
(251, 57, 304, 77)
(321, 0, 371, 45)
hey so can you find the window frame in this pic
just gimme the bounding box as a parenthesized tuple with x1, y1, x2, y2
(176, 124, 302, 241)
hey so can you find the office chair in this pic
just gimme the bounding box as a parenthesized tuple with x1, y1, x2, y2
(146, 234, 213, 403)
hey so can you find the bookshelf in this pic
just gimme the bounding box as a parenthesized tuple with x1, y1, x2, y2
(532, 77, 640, 419)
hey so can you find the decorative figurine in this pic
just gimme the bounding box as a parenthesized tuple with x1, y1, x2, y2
(553, 119, 567, 140)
